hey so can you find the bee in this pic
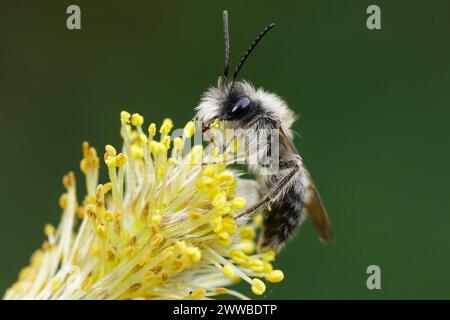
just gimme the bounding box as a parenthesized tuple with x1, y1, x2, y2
(195, 11, 333, 251)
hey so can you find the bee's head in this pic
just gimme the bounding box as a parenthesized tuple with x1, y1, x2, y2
(195, 77, 295, 131)
(195, 11, 294, 132)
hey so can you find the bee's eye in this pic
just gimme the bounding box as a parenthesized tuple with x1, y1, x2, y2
(228, 96, 252, 119)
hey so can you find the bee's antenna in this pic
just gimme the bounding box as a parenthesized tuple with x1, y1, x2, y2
(232, 23, 275, 83)
(223, 10, 230, 78)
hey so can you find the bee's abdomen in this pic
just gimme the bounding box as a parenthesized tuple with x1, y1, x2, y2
(259, 183, 305, 251)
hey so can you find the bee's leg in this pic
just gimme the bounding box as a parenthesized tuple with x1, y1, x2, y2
(236, 159, 301, 218)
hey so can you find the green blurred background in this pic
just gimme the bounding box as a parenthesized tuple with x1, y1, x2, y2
(1, 0, 450, 299)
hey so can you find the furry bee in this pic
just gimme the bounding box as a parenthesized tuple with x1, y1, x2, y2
(195, 11, 333, 251)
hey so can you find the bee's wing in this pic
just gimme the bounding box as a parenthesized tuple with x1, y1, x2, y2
(304, 180, 334, 243)
(278, 127, 334, 243)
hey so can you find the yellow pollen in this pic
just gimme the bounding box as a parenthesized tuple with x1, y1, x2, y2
(115, 153, 127, 167)
(131, 113, 144, 126)
(267, 270, 284, 283)
(148, 123, 156, 138)
(105, 145, 117, 157)
(150, 214, 161, 225)
(215, 287, 228, 295)
(44, 224, 55, 237)
(183, 121, 195, 138)
(150, 141, 166, 155)
(189, 288, 206, 300)
(251, 278, 266, 295)
(231, 197, 247, 210)
(212, 192, 227, 208)
(160, 118, 173, 135)
(120, 111, 131, 123)
(235, 239, 255, 254)
(263, 250, 276, 262)
(173, 137, 183, 149)
(217, 170, 234, 182)
(188, 212, 201, 220)
(240, 226, 256, 240)
(168, 157, 179, 166)
(131, 145, 144, 159)
(59, 194, 68, 209)
(221, 264, 235, 279)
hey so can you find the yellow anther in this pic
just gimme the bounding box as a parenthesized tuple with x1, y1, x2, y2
(202, 164, 217, 177)
(185, 247, 202, 263)
(131, 145, 144, 159)
(231, 197, 247, 210)
(77, 207, 86, 219)
(230, 249, 248, 261)
(104, 211, 114, 221)
(189, 145, 204, 164)
(59, 194, 68, 209)
(62, 172, 75, 188)
(129, 283, 142, 292)
(217, 204, 232, 216)
(196, 176, 215, 190)
(80, 158, 88, 173)
(189, 288, 206, 300)
(106, 250, 115, 262)
(249, 258, 264, 272)
(211, 216, 223, 233)
(230, 249, 249, 265)
(175, 240, 187, 251)
(240, 226, 256, 240)
(173, 137, 183, 149)
(222, 217, 237, 234)
(235, 239, 256, 254)
(105, 145, 117, 157)
(188, 212, 201, 220)
(267, 270, 284, 283)
(160, 118, 173, 135)
(44, 224, 55, 236)
(221, 264, 235, 279)
(151, 214, 161, 225)
(150, 141, 166, 155)
(217, 170, 234, 182)
(148, 123, 156, 138)
(217, 231, 230, 241)
(120, 111, 131, 123)
(262, 262, 273, 273)
(218, 237, 232, 246)
(262, 250, 276, 262)
(115, 153, 127, 167)
(212, 192, 227, 208)
(131, 113, 144, 126)
(123, 245, 135, 257)
(51, 280, 63, 293)
(251, 278, 266, 295)
(138, 133, 148, 145)
(96, 224, 106, 238)
(183, 121, 195, 138)
(168, 157, 179, 166)
(215, 288, 228, 295)
(143, 270, 155, 282)
(90, 243, 101, 256)
(114, 210, 122, 221)
(103, 182, 112, 193)
(104, 155, 116, 167)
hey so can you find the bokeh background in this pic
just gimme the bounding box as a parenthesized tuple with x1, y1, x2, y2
(1, 0, 450, 299)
